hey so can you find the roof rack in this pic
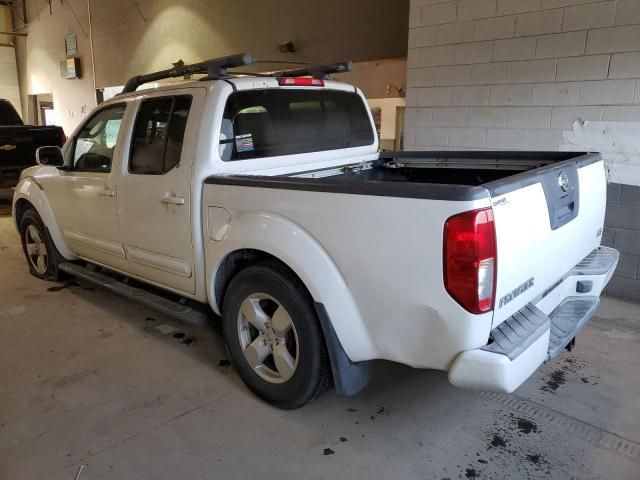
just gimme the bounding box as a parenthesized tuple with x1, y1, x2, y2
(121, 53, 253, 93)
(271, 61, 353, 80)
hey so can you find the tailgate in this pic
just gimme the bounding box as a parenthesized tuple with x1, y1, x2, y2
(486, 154, 606, 327)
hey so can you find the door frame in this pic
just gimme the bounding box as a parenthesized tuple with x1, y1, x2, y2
(115, 86, 207, 296)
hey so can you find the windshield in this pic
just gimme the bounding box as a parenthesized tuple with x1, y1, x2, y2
(220, 89, 374, 161)
(0, 100, 23, 125)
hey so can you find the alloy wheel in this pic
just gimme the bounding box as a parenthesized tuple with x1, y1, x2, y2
(237, 293, 299, 384)
(25, 224, 48, 275)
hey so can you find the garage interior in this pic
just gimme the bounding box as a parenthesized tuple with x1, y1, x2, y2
(1, 1, 640, 479)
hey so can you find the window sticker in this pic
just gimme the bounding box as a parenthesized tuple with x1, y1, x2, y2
(75, 139, 94, 157)
(235, 133, 254, 152)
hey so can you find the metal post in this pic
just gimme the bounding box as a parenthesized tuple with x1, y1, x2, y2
(87, 0, 97, 105)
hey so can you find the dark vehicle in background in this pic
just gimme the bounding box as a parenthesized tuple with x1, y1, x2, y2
(0, 99, 65, 199)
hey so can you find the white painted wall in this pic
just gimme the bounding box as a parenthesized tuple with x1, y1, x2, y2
(14, 0, 409, 134)
(562, 120, 640, 185)
(367, 97, 406, 141)
(0, 46, 22, 118)
(405, 0, 640, 185)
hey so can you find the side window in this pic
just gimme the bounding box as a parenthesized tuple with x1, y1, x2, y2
(73, 104, 126, 171)
(130, 96, 192, 175)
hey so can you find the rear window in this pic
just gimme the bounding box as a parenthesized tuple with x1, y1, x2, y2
(219, 89, 374, 161)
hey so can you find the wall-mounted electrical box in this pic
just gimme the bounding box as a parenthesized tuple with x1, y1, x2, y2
(60, 57, 81, 79)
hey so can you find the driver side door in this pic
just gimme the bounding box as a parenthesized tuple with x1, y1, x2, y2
(52, 102, 129, 271)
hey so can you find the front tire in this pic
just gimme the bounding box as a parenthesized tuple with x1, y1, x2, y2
(19, 208, 62, 281)
(222, 262, 332, 409)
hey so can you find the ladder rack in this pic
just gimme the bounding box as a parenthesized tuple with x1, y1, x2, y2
(120, 55, 354, 94)
(121, 53, 253, 93)
(271, 61, 353, 79)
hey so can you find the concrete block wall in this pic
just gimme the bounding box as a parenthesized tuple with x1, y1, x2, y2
(406, 0, 640, 152)
(406, 0, 640, 303)
(604, 183, 640, 302)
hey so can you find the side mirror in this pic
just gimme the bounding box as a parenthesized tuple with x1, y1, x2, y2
(35, 146, 64, 168)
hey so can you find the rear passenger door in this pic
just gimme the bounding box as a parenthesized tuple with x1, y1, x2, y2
(117, 88, 205, 295)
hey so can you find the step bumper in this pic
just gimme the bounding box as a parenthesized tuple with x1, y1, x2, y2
(448, 246, 619, 393)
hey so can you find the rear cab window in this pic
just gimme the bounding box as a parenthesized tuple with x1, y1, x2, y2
(219, 89, 374, 161)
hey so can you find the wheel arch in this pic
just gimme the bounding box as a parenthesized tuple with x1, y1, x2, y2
(212, 246, 373, 396)
(213, 248, 284, 313)
(12, 180, 75, 260)
(13, 198, 32, 230)
(206, 211, 377, 364)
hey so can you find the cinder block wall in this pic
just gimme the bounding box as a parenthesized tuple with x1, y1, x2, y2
(604, 184, 640, 302)
(405, 0, 640, 303)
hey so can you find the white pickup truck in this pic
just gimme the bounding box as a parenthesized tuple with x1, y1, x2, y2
(13, 55, 619, 409)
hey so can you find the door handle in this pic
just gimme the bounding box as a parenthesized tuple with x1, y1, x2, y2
(99, 189, 115, 197)
(161, 195, 185, 205)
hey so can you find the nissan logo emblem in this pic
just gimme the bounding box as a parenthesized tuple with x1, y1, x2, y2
(558, 171, 570, 192)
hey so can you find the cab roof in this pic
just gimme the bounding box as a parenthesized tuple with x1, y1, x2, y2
(114, 75, 358, 100)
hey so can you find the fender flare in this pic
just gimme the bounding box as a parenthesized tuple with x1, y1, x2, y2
(207, 211, 377, 363)
(12, 178, 76, 260)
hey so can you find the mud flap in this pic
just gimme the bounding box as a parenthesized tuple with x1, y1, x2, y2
(314, 302, 372, 396)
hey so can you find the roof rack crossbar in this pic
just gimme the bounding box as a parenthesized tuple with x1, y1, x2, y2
(121, 53, 253, 93)
(271, 61, 353, 80)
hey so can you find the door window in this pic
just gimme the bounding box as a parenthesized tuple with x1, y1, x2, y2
(72, 104, 126, 171)
(129, 96, 192, 175)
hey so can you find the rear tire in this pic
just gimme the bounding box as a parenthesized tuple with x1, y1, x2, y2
(222, 262, 332, 409)
(19, 208, 63, 281)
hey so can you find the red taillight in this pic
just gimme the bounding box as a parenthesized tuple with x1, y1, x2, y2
(444, 208, 497, 314)
(59, 131, 67, 147)
(277, 77, 325, 87)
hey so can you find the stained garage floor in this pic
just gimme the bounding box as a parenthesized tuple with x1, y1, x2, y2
(1, 206, 640, 480)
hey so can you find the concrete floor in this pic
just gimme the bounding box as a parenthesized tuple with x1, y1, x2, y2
(1, 206, 640, 480)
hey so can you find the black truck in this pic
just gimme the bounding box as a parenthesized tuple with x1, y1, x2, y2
(0, 99, 65, 199)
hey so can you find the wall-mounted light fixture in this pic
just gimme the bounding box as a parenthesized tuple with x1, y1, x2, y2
(277, 41, 296, 53)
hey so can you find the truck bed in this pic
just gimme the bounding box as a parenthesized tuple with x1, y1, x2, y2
(303, 151, 595, 189)
(207, 151, 598, 201)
